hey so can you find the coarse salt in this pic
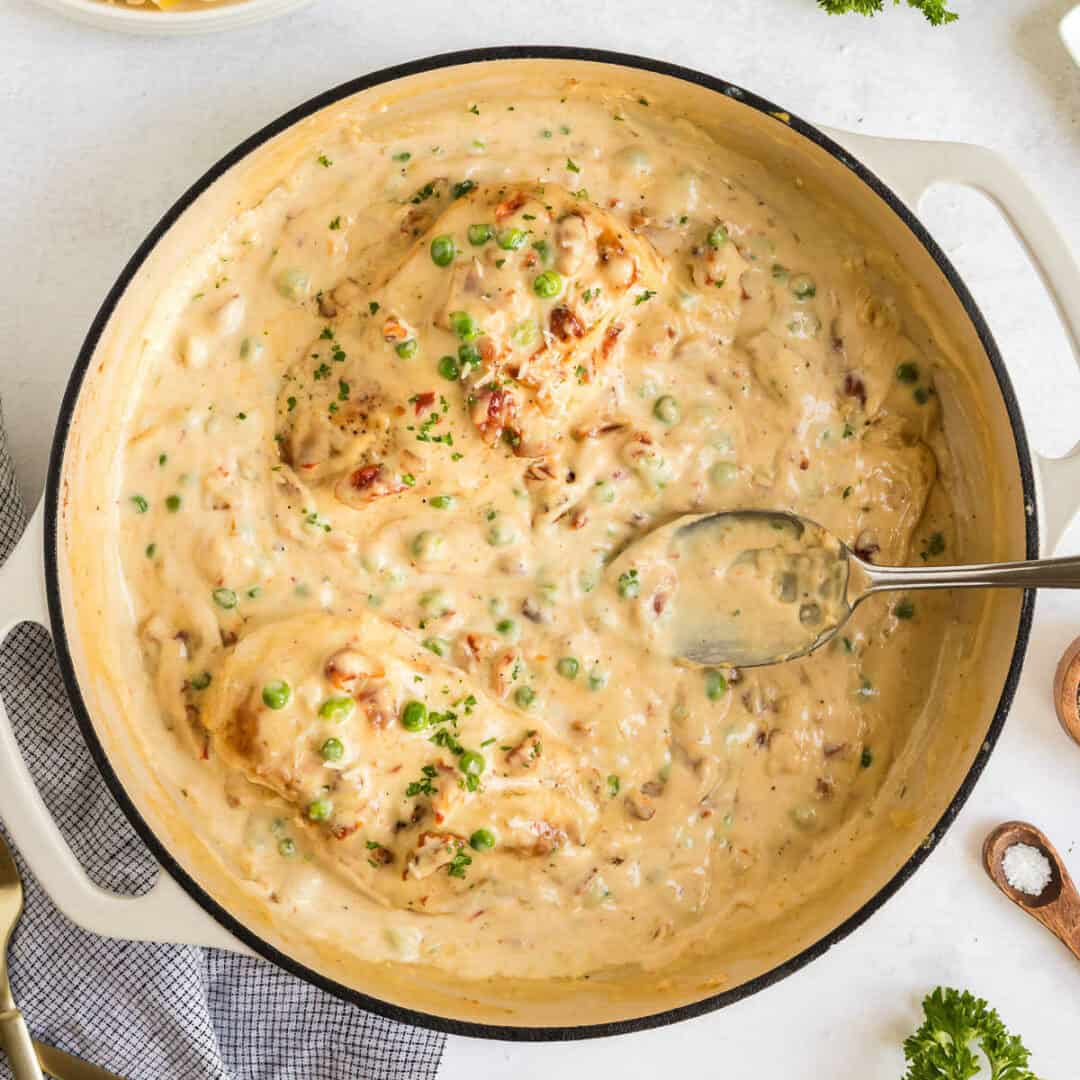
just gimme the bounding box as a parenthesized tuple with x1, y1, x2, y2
(1002, 842, 1052, 896)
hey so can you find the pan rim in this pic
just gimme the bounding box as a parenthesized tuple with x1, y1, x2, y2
(40, 44, 1038, 1041)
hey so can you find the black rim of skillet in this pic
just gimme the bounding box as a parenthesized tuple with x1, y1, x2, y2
(41, 46, 1038, 1041)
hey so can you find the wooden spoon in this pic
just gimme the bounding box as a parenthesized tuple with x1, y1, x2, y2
(1053, 633, 1080, 745)
(982, 821, 1080, 961)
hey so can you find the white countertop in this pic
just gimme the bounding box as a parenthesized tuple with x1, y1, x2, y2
(1, 0, 1078, 1074)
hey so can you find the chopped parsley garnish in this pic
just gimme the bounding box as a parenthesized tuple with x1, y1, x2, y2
(410, 181, 437, 205)
(328, 216, 342, 230)
(468, 104, 480, 116)
(635, 289, 657, 305)
(920, 532, 946, 561)
(430, 728, 465, 756)
(369, 300, 380, 315)
(452, 179, 476, 199)
(320, 326, 334, 340)
(313, 362, 331, 380)
(287, 396, 297, 412)
(405, 764, 439, 798)
(447, 844, 472, 878)
(317, 154, 332, 168)
(338, 380, 350, 402)
(566, 157, 581, 173)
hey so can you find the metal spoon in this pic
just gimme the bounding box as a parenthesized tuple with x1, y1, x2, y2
(1, 833, 44, 1080)
(648, 509, 1080, 668)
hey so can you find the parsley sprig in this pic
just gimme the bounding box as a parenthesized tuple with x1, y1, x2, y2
(902, 987, 1037, 1080)
(818, 0, 957, 25)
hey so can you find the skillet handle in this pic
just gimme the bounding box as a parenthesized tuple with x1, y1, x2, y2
(821, 129, 1080, 556)
(0, 502, 250, 953)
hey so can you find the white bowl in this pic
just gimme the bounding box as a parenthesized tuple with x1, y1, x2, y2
(31, 0, 316, 36)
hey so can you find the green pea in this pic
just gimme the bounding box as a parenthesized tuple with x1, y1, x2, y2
(429, 495, 455, 510)
(532, 270, 563, 298)
(395, 339, 418, 359)
(131, 495, 149, 513)
(496, 227, 527, 250)
(789, 273, 816, 300)
(423, 637, 450, 657)
(320, 736, 344, 762)
(706, 224, 728, 249)
(469, 828, 496, 851)
(514, 686, 536, 709)
(262, 680, 291, 710)
(653, 395, 680, 425)
(213, 588, 238, 610)
(459, 750, 485, 777)
(531, 239, 553, 266)
(588, 667, 609, 692)
(239, 337, 264, 361)
(593, 480, 616, 504)
(278, 837, 296, 857)
(710, 461, 739, 485)
(468, 224, 493, 246)
(704, 669, 727, 700)
(510, 320, 539, 348)
(449, 310, 481, 342)
(189, 671, 212, 691)
(487, 522, 517, 547)
(276, 268, 311, 302)
(495, 618, 516, 636)
(419, 589, 451, 616)
(401, 700, 429, 731)
(319, 696, 355, 722)
(437, 354, 460, 381)
(165, 494, 182, 513)
(430, 235, 456, 267)
(307, 797, 333, 822)
(556, 657, 580, 680)
(896, 362, 920, 384)
(617, 569, 640, 599)
(411, 530, 444, 561)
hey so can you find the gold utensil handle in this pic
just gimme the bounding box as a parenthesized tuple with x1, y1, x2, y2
(0, 1005, 45, 1080)
(33, 1039, 127, 1080)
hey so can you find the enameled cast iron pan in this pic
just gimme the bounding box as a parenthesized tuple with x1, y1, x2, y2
(2, 48, 1079, 1039)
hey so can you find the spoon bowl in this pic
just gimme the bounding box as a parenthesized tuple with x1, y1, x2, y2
(618, 508, 1080, 669)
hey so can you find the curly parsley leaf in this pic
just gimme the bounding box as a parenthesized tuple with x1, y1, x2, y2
(903, 987, 1038, 1080)
(817, 0, 958, 25)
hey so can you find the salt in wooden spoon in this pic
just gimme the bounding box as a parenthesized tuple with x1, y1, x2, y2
(982, 821, 1080, 962)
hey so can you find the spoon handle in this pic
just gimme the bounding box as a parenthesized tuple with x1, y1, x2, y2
(861, 553, 1080, 594)
(0, 1006, 45, 1080)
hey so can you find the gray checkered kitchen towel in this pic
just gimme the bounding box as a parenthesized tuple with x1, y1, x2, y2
(0, 398, 445, 1080)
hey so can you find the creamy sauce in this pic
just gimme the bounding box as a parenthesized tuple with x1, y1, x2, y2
(621, 511, 855, 666)
(113, 82, 964, 982)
